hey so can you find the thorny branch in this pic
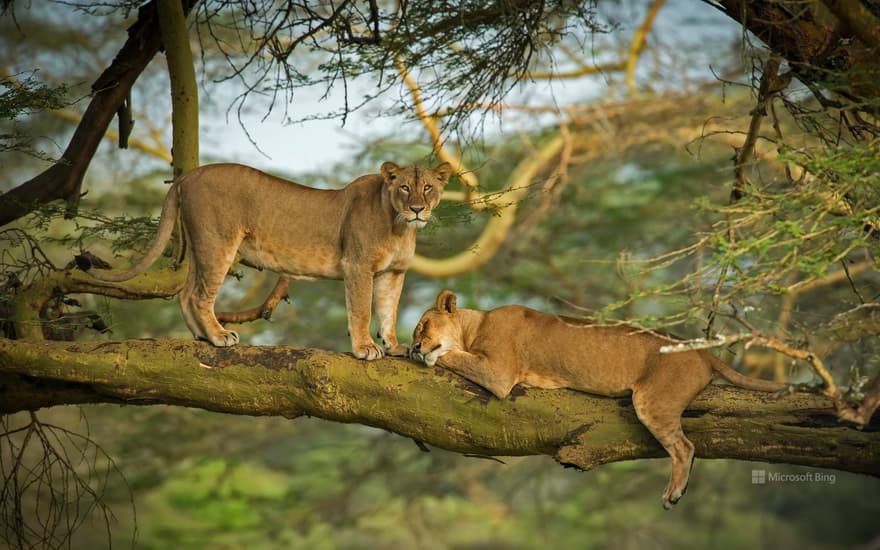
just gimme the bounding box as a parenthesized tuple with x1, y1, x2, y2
(730, 55, 790, 202)
(660, 327, 880, 429)
(194, 0, 604, 130)
(0, 412, 134, 550)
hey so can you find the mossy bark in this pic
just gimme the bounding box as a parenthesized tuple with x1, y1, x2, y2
(1, 339, 877, 475)
(10, 264, 187, 340)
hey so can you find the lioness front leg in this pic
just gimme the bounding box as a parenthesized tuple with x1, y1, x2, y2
(343, 265, 384, 360)
(436, 351, 517, 399)
(373, 271, 409, 357)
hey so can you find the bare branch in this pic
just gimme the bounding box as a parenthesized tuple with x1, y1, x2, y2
(625, 0, 666, 95)
(216, 275, 291, 324)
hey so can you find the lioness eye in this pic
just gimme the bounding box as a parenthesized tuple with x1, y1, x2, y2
(424, 185, 433, 192)
(401, 185, 410, 193)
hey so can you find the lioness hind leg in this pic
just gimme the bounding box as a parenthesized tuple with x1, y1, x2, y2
(631, 385, 697, 510)
(179, 240, 241, 347)
(178, 269, 206, 341)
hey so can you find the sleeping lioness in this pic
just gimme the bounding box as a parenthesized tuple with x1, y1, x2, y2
(85, 162, 451, 359)
(410, 290, 786, 508)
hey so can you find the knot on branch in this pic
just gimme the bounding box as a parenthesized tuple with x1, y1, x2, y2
(73, 251, 111, 272)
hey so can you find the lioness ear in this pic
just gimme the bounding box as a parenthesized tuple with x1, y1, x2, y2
(436, 289, 457, 314)
(434, 162, 453, 186)
(381, 162, 401, 184)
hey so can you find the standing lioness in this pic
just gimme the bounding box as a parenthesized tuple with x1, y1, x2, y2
(411, 290, 786, 508)
(85, 162, 451, 359)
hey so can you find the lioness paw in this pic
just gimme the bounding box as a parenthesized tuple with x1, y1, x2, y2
(384, 343, 410, 357)
(209, 329, 240, 347)
(353, 342, 385, 361)
(661, 485, 685, 510)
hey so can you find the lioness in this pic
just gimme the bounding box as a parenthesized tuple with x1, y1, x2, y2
(410, 290, 786, 508)
(85, 162, 451, 359)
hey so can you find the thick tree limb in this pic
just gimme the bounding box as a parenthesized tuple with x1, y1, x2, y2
(820, 0, 880, 50)
(0, 0, 197, 227)
(0, 339, 877, 476)
(711, 0, 880, 102)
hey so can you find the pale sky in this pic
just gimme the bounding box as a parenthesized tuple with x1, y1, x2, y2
(193, 0, 736, 177)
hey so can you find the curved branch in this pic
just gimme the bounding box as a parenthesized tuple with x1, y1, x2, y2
(396, 58, 479, 192)
(10, 264, 186, 340)
(624, 0, 666, 95)
(411, 135, 565, 277)
(0, 339, 877, 476)
(216, 275, 291, 323)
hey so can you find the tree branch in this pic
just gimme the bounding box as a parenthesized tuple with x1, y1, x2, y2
(820, 0, 880, 50)
(158, 0, 199, 177)
(0, 339, 877, 476)
(661, 330, 880, 428)
(411, 134, 565, 277)
(711, 0, 880, 103)
(624, 0, 666, 95)
(216, 275, 291, 323)
(10, 264, 186, 340)
(0, 0, 197, 228)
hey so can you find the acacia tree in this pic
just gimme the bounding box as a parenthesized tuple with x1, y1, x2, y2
(2, 0, 880, 544)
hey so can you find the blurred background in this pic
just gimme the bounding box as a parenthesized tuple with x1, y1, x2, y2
(2, 0, 879, 548)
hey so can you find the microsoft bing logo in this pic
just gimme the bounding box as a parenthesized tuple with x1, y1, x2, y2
(752, 470, 766, 484)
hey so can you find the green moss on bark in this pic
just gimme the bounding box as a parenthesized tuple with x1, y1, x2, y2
(0, 338, 877, 476)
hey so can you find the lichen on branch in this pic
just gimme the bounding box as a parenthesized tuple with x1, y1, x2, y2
(0, 338, 877, 476)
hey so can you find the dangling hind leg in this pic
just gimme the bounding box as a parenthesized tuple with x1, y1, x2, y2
(632, 355, 711, 509)
(632, 392, 694, 508)
(178, 239, 242, 347)
(632, 381, 702, 509)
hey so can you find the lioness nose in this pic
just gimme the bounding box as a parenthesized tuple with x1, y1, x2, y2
(410, 206, 425, 214)
(412, 342, 422, 353)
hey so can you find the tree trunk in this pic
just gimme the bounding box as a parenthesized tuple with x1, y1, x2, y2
(1, 339, 877, 476)
(0, 0, 198, 227)
(157, 0, 199, 177)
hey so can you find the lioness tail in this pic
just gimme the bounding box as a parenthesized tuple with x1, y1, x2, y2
(87, 182, 180, 282)
(708, 354, 786, 392)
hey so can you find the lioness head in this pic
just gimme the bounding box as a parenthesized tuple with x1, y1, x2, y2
(411, 289, 461, 366)
(381, 161, 453, 228)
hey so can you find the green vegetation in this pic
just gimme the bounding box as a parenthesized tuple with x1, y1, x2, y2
(2, 1, 879, 548)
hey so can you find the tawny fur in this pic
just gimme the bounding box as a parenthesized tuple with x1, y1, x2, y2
(87, 162, 451, 359)
(411, 290, 786, 509)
